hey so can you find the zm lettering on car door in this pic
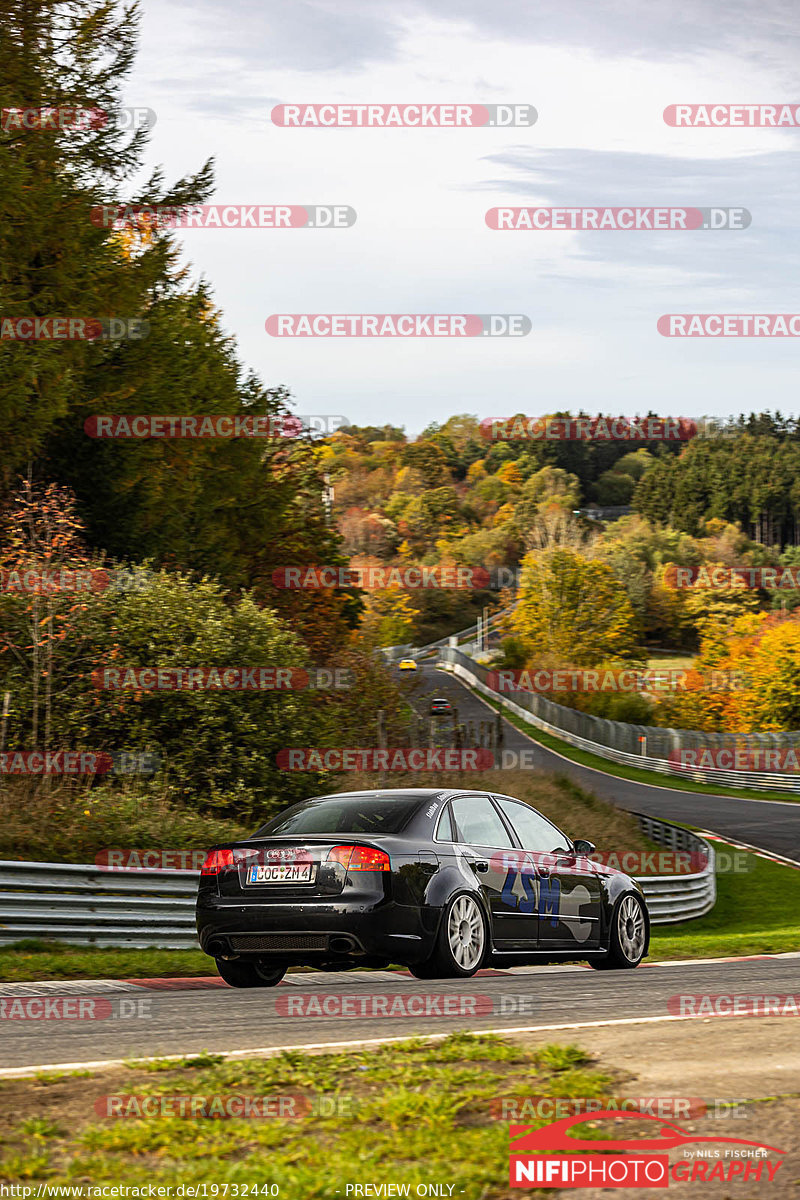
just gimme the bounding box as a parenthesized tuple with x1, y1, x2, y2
(492, 795, 602, 949)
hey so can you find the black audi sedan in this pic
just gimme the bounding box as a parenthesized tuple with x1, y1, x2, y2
(196, 788, 649, 986)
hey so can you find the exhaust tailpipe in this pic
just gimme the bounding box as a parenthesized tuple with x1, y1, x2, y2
(329, 935, 357, 954)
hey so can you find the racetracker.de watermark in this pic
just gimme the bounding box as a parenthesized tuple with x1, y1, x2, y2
(0, 317, 148, 340)
(0, 996, 152, 1020)
(285, 747, 700, 772)
(664, 103, 800, 126)
(84, 414, 349, 439)
(277, 748, 495, 771)
(275, 993, 535, 1017)
(486, 207, 750, 230)
(486, 668, 751, 694)
(0, 750, 159, 775)
(659, 314, 800, 336)
(480, 415, 695, 441)
(493, 1096, 709, 1120)
(90, 204, 355, 229)
(272, 564, 491, 589)
(271, 103, 537, 127)
(97, 849, 208, 871)
(273, 564, 554, 590)
(668, 993, 800, 1016)
(481, 414, 737, 441)
(92, 667, 353, 691)
(1, 106, 156, 131)
(665, 564, 800, 589)
(265, 314, 530, 337)
(96, 847, 336, 871)
(0, 566, 153, 594)
(488, 845, 750, 876)
(669, 748, 800, 772)
(95, 1093, 351, 1119)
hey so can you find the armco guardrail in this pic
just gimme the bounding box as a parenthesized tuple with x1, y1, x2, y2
(0, 820, 714, 947)
(441, 647, 800, 794)
(0, 860, 198, 948)
(630, 815, 715, 923)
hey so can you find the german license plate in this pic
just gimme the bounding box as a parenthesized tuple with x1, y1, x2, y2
(247, 863, 315, 884)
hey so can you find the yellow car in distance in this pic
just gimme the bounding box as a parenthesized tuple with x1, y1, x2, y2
(398, 658, 418, 671)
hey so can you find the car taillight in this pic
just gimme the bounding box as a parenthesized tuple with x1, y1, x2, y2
(326, 845, 390, 871)
(200, 849, 235, 875)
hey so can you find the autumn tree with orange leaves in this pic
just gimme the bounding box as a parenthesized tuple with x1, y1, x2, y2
(0, 476, 102, 753)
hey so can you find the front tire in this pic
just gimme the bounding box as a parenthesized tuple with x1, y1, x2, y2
(589, 893, 647, 970)
(411, 892, 488, 979)
(215, 958, 287, 988)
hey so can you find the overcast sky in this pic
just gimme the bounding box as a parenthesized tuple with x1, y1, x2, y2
(128, 0, 800, 434)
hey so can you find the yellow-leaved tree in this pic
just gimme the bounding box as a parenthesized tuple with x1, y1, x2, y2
(708, 613, 800, 732)
(512, 548, 638, 667)
(359, 586, 422, 648)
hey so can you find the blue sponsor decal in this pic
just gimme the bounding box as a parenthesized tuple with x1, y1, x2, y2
(500, 865, 561, 925)
(501, 866, 537, 913)
(539, 876, 561, 927)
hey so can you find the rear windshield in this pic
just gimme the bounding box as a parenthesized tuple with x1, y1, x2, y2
(252, 794, 424, 837)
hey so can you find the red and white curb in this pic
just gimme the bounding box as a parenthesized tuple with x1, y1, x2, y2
(695, 828, 800, 870)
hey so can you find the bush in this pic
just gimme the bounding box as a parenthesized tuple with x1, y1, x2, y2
(1, 571, 325, 811)
(553, 690, 656, 725)
(496, 635, 529, 669)
(0, 779, 250, 863)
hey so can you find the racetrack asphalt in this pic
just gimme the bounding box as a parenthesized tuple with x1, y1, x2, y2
(2, 955, 799, 1073)
(414, 661, 800, 861)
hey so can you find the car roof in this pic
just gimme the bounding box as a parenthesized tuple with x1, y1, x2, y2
(313, 787, 498, 804)
(316, 788, 449, 800)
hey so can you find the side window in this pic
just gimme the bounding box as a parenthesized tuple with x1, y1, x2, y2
(435, 805, 454, 842)
(451, 795, 513, 848)
(495, 797, 569, 853)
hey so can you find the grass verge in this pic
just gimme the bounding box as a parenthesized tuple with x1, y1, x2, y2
(0, 1033, 618, 1193)
(0, 941, 212, 983)
(649, 841, 800, 959)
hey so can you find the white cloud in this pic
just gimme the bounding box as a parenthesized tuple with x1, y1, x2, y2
(127, 2, 800, 431)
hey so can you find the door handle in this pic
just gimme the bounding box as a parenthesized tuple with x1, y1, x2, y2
(538, 866, 551, 878)
(472, 859, 489, 873)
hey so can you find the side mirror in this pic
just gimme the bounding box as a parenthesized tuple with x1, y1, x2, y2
(572, 839, 596, 856)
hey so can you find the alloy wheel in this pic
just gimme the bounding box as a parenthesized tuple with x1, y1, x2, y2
(618, 895, 646, 962)
(447, 894, 485, 971)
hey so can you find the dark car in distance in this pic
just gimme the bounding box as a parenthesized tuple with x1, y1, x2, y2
(196, 788, 649, 987)
(429, 697, 454, 716)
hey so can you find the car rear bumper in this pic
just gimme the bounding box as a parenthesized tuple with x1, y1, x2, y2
(196, 897, 438, 965)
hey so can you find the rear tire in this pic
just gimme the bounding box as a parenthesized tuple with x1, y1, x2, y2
(588, 893, 647, 970)
(411, 892, 488, 979)
(215, 958, 287, 988)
